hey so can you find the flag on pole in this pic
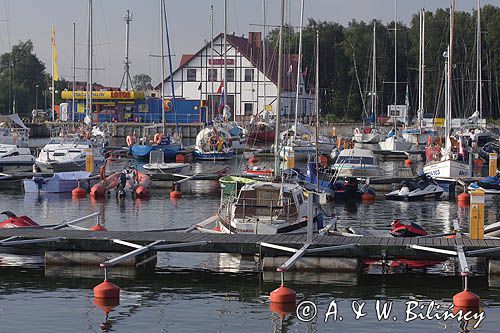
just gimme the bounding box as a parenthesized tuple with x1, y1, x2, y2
(218, 88, 225, 112)
(51, 25, 59, 81)
(216, 80, 224, 94)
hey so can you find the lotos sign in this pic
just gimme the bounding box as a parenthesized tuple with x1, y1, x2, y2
(61, 90, 145, 100)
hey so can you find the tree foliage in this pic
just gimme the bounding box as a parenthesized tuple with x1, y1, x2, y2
(267, 5, 500, 121)
(0, 40, 46, 116)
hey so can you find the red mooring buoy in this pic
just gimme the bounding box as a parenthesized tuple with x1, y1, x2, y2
(453, 289, 480, 308)
(90, 224, 107, 232)
(361, 192, 375, 202)
(94, 280, 120, 299)
(72, 187, 87, 198)
(270, 284, 297, 304)
(94, 297, 120, 314)
(270, 301, 296, 318)
(457, 192, 470, 206)
(404, 159, 412, 167)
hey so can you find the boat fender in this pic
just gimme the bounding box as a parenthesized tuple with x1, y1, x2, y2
(126, 135, 133, 146)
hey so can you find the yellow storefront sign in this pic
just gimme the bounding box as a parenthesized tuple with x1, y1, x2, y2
(61, 90, 145, 100)
(433, 118, 445, 127)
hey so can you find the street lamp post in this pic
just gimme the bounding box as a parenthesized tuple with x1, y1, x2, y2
(35, 84, 39, 109)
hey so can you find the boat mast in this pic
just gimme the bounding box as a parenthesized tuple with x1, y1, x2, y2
(72, 22, 76, 123)
(160, 0, 166, 133)
(274, 0, 285, 176)
(210, 5, 214, 123)
(293, 0, 304, 141)
(223, 0, 228, 122)
(475, 0, 482, 120)
(445, 0, 455, 153)
(370, 22, 376, 128)
(89, 0, 93, 125)
(392, 0, 397, 135)
(262, 0, 266, 114)
(417, 9, 425, 130)
(51, 25, 55, 121)
(315, 30, 320, 193)
(164, 0, 178, 135)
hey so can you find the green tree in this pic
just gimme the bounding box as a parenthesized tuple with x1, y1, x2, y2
(133, 73, 153, 91)
(0, 40, 46, 116)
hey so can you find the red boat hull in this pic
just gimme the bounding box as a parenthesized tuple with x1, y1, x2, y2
(0, 215, 39, 228)
(247, 128, 275, 145)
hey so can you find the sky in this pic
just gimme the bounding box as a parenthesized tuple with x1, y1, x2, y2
(0, 0, 495, 89)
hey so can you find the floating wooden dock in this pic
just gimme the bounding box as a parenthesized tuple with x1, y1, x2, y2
(1, 228, 500, 260)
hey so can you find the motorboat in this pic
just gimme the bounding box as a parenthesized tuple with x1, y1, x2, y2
(23, 171, 92, 193)
(194, 126, 235, 160)
(128, 132, 181, 162)
(142, 151, 189, 174)
(216, 181, 320, 234)
(280, 123, 315, 162)
(36, 135, 105, 172)
(385, 173, 444, 201)
(0, 114, 35, 172)
(219, 176, 255, 197)
(401, 128, 436, 145)
(468, 175, 500, 194)
(247, 121, 275, 146)
(331, 148, 383, 177)
(90, 166, 151, 199)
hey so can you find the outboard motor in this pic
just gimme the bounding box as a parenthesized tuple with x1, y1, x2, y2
(390, 220, 428, 237)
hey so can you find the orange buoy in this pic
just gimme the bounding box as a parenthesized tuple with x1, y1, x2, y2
(457, 192, 470, 206)
(91, 224, 107, 232)
(72, 187, 87, 198)
(170, 183, 182, 199)
(94, 280, 120, 299)
(404, 159, 412, 167)
(270, 284, 296, 304)
(453, 289, 480, 308)
(361, 192, 375, 202)
(249, 156, 259, 164)
(90, 184, 106, 198)
(446, 234, 457, 239)
(270, 301, 296, 318)
(474, 159, 483, 167)
(135, 185, 149, 198)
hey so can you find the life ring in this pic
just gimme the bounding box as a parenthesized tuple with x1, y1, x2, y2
(209, 135, 218, 148)
(126, 135, 133, 146)
(154, 133, 164, 144)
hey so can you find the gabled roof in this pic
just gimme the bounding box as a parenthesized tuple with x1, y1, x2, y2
(156, 32, 302, 92)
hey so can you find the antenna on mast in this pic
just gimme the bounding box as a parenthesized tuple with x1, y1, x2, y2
(120, 9, 134, 90)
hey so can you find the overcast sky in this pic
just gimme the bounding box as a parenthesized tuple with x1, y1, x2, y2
(0, 0, 495, 88)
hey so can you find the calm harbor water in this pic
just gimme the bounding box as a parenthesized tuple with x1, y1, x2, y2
(0, 158, 499, 332)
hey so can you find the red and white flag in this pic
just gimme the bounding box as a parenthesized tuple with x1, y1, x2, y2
(216, 80, 224, 94)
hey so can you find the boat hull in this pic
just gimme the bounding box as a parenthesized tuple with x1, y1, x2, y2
(378, 136, 413, 152)
(353, 133, 380, 144)
(423, 159, 469, 179)
(23, 171, 93, 193)
(247, 128, 275, 145)
(194, 151, 234, 161)
(130, 143, 181, 161)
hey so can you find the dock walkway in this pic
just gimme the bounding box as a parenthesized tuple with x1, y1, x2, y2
(1, 228, 500, 260)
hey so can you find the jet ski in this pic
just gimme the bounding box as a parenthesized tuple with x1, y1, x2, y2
(385, 173, 444, 201)
(468, 175, 500, 194)
(389, 220, 428, 237)
(0, 211, 39, 228)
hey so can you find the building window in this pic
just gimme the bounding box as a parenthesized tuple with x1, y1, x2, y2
(244, 69, 254, 82)
(244, 103, 253, 115)
(187, 69, 197, 81)
(226, 69, 235, 82)
(207, 69, 217, 81)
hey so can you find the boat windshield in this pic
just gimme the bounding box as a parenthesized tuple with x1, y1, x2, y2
(337, 156, 374, 165)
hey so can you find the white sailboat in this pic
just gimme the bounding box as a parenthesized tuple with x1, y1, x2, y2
(401, 9, 436, 146)
(379, 0, 413, 153)
(194, 0, 235, 160)
(353, 23, 383, 144)
(423, 0, 469, 180)
(207, 0, 320, 235)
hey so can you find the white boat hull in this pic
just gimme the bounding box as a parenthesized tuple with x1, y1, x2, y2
(423, 159, 469, 179)
(353, 133, 380, 144)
